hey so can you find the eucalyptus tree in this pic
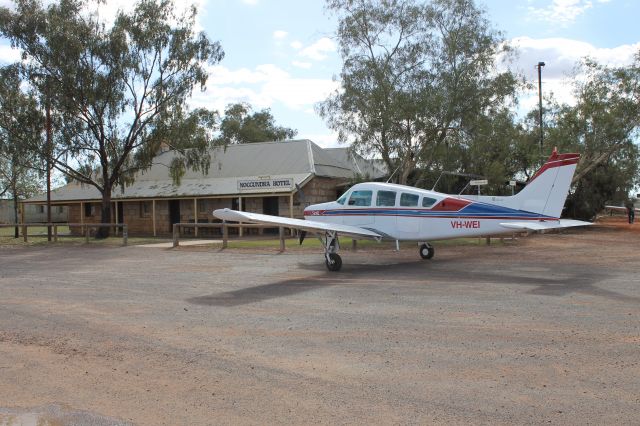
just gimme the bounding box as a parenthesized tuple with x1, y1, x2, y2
(0, 0, 224, 237)
(0, 65, 43, 236)
(217, 103, 298, 144)
(544, 55, 640, 218)
(318, 0, 518, 184)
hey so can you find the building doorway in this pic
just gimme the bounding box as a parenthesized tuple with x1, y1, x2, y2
(262, 197, 279, 234)
(169, 200, 180, 232)
(117, 202, 124, 225)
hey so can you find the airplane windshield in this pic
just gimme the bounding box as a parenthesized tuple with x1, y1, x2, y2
(336, 192, 348, 205)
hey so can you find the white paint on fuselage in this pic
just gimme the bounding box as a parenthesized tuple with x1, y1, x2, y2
(303, 182, 520, 241)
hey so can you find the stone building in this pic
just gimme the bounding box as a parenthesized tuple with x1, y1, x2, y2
(22, 140, 385, 236)
(0, 199, 68, 224)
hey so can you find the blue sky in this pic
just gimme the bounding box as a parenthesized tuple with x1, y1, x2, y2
(2, 0, 639, 147)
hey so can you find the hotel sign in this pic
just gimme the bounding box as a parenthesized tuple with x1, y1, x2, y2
(237, 177, 294, 192)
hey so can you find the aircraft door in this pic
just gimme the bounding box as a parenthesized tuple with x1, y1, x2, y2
(397, 192, 420, 236)
(374, 190, 397, 233)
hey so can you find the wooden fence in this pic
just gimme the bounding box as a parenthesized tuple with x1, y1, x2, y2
(0, 223, 128, 246)
(172, 222, 287, 251)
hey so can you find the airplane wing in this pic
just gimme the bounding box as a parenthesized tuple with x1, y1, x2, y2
(213, 208, 383, 240)
(499, 219, 592, 231)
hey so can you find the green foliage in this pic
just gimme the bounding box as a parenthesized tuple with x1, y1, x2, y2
(0, 0, 224, 236)
(0, 65, 44, 209)
(319, 0, 519, 184)
(217, 103, 297, 144)
(544, 54, 640, 218)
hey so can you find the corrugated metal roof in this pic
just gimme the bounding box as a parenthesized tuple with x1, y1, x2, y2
(26, 139, 357, 203)
(324, 148, 387, 179)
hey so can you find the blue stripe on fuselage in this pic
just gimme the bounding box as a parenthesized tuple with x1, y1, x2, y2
(311, 202, 554, 220)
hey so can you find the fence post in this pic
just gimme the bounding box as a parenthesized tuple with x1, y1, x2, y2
(122, 224, 128, 246)
(352, 239, 357, 251)
(172, 223, 179, 247)
(22, 225, 27, 242)
(53, 225, 58, 242)
(279, 226, 285, 252)
(85, 225, 90, 243)
(222, 221, 228, 249)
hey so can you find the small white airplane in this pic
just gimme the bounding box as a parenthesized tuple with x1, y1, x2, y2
(214, 149, 592, 271)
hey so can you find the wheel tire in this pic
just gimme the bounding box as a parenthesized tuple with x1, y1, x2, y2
(419, 244, 434, 260)
(325, 253, 342, 271)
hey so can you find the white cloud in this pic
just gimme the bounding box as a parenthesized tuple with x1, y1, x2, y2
(290, 41, 303, 50)
(273, 30, 288, 40)
(299, 132, 341, 148)
(527, 0, 593, 26)
(506, 36, 640, 112)
(292, 60, 312, 69)
(0, 44, 23, 65)
(193, 64, 340, 112)
(300, 37, 336, 61)
(511, 36, 640, 81)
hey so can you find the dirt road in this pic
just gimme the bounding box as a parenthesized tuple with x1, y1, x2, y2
(1, 219, 638, 425)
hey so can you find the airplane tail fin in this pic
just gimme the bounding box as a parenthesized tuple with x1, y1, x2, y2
(512, 148, 580, 218)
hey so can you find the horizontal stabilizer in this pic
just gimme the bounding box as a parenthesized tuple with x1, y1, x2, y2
(605, 205, 640, 213)
(500, 219, 592, 231)
(213, 208, 382, 240)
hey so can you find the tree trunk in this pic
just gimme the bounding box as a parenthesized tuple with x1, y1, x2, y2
(96, 188, 112, 239)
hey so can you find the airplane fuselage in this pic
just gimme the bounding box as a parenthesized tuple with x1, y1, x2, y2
(303, 182, 557, 241)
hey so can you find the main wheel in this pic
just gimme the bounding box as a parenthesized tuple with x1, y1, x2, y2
(325, 253, 342, 271)
(419, 243, 434, 260)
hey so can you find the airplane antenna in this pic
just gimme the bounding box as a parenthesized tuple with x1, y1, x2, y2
(386, 163, 402, 183)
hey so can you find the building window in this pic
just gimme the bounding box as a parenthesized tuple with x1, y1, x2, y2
(39, 205, 45, 214)
(198, 200, 208, 213)
(58, 206, 64, 213)
(140, 201, 151, 218)
(84, 203, 94, 217)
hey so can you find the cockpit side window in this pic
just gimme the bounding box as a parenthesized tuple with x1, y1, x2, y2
(376, 190, 397, 207)
(400, 192, 419, 207)
(336, 192, 348, 205)
(347, 190, 372, 207)
(422, 196, 437, 208)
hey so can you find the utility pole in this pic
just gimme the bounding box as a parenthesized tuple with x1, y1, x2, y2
(536, 61, 545, 156)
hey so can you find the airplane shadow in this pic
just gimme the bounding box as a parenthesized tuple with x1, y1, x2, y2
(186, 257, 640, 307)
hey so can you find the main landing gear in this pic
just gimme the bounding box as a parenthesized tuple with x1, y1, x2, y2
(419, 242, 434, 260)
(323, 231, 342, 272)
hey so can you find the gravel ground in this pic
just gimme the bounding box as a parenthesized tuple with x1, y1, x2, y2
(0, 218, 638, 425)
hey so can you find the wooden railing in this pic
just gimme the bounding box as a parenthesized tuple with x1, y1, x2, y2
(172, 222, 287, 251)
(0, 223, 128, 246)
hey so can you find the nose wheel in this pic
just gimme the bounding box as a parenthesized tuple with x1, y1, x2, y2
(325, 253, 342, 271)
(419, 243, 434, 260)
(323, 231, 342, 271)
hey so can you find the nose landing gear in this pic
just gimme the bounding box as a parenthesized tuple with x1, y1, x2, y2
(323, 231, 342, 271)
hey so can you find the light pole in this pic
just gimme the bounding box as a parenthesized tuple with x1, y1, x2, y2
(536, 61, 545, 156)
